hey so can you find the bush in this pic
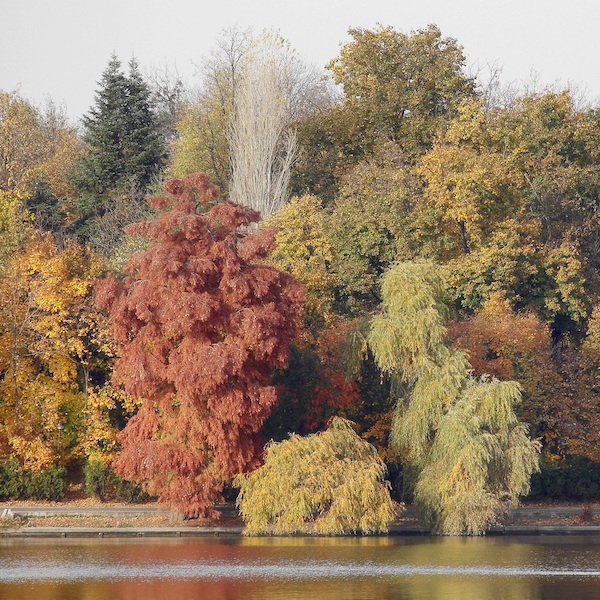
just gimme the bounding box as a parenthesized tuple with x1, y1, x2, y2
(0, 460, 26, 500)
(27, 465, 66, 500)
(529, 456, 600, 500)
(0, 461, 65, 501)
(84, 458, 149, 503)
(115, 477, 150, 503)
(84, 458, 114, 501)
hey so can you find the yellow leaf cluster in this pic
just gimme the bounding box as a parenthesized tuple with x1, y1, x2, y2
(236, 417, 398, 535)
(0, 233, 110, 467)
(265, 194, 340, 328)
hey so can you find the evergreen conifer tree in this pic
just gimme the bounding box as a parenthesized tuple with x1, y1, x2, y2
(121, 59, 166, 190)
(72, 56, 166, 242)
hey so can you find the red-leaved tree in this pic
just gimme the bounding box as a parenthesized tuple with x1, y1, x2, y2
(95, 174, 304, 517)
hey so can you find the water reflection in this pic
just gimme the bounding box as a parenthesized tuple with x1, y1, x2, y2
(0, 536, 599, 600)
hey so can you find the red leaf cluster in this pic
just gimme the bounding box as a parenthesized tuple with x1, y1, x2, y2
(95, 174, 304, 517)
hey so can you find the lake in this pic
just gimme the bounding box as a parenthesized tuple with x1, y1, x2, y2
(0, 535, 599, 599)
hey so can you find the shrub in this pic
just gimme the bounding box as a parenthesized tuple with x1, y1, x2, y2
(0, 461, 65, 501)
(27, 465, 66, 500)
(84, 458, 115, 501)
(84, 458, 149, 502)
(529, 456, 600, 500)
(0, 460, 26, 500)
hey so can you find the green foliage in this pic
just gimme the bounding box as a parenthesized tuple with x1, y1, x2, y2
(71, 56, 166, 244)
(369, 262, 540, 535)
(84, 457, 149, 502)
(328, 144, 424, 314)
(530, 457, 600, 500)
(0, 460, 65, 501)
(28, 465, 66, 500)
(169, 99, 231, 192)
(236, 417, 397, 535)
(293, 24, 475, 201)
(84, 457, 111, 500)
(327, 24, 475, 158)
(75, 56, 166, 196)
(0, 460, 24, 499)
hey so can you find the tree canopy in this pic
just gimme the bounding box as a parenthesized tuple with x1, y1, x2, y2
(236, 417, 397, 534)
(95, 173, 304, 517)
(369, 262, 540, 534)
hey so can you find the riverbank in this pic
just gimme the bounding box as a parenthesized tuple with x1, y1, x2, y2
(1, 499, 599, 536)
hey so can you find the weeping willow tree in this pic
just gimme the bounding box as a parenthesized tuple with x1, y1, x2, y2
(369, 262, 540, 535)
(235, 417, 397, 535)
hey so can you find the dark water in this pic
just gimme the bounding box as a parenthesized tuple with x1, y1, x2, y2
(0, 535, 599, 600)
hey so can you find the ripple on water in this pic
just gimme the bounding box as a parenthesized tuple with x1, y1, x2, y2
(1, 560, 600, 583)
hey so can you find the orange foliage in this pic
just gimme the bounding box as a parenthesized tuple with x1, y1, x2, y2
(303, 326, 359, 431)
(449, 293, 553, 380)
(449, 293, 600, 460)
(95, 174, 304, 517)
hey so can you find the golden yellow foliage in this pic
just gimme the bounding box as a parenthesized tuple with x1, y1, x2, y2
(418, 100, 516, 255)
(0, 234, 111, 467)
(265, 194, 340, 329)
(236, 417, 398, 535)
(0, 91, 81, 200)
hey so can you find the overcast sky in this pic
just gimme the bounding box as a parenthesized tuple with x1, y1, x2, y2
(1, 0, 598, 123)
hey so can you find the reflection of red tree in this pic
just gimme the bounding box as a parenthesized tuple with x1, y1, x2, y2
(96, 174, 303, 517)
(109, 579, 246, 600)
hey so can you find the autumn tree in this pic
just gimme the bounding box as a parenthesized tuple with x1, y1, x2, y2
(171, 28, 332, 207)
(0, 92, 80, 240)
(0, 234, 104, 470)
(95, 173, 304, 517)
(264, 194, 340, 331)
(169, 27, 252, 193)
(0, 91, 48, 192)
(415, 94, 592, 337)
(369, 262, 540, 534)
(291, 23, 476, 200)
(448, 294, 563, 445)
(236, 417, 397, 534)
(228, 33, 300, 218)
(327, 143, 425, 314)
(328, 24, 475, 156)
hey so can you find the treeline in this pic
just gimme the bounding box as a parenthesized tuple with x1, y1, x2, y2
(0, 25, 599, 528)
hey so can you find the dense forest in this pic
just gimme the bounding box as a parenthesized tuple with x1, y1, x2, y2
(1, 25, 599, 534)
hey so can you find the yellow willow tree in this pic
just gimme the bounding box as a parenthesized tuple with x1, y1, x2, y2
(368, 261, 540, 535)
(236, 417, 397, 535)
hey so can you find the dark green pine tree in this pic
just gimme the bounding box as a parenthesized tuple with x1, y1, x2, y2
(76, 55, 130, 195)
(71, 55, 166, 242)
(122, 58, 166, 190)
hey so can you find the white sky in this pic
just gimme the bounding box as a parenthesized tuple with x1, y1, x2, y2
(1, 0, 599, 123)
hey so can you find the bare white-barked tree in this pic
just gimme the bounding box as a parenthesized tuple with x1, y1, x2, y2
(228, 33, 330, 220)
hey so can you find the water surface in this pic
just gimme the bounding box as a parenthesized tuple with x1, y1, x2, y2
(1, 535, 599, 599)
